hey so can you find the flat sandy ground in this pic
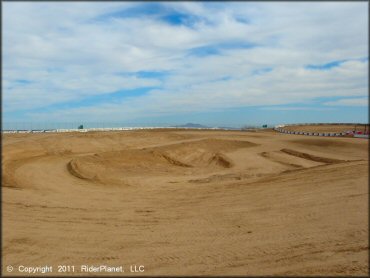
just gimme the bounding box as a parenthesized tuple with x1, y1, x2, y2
(283, 124, 369, 133)
(2, 129, 369, 276)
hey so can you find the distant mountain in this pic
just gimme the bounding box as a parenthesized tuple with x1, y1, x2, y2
(174, 123, 209, 128)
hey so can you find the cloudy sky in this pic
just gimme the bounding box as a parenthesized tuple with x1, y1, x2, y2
(3, 2, 368, 127)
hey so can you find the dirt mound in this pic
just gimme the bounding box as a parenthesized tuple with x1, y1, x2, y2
(67, 149, 186, 182)
(154, 138, 254, 167)
(208, 152, 233, 168)
(67, 145, 235, 183)
(281, 148, 346, 164)
(152, 151, 193, 168)
(260, 151, 303, 169)
(67, 159, 99, 181)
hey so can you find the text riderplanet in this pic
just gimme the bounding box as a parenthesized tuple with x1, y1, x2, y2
(80, 265, 144, 273)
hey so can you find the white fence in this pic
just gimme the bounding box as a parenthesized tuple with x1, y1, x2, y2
(2, 126, 230, 134)
(274, 124, 368, 138)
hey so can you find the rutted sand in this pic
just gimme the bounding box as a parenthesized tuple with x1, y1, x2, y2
(2, 129, 368, 276)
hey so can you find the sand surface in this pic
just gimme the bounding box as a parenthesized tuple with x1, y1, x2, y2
(2, 129, 369, 276)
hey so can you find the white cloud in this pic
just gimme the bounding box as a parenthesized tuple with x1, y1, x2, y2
(3, 2, 368, 121)
(324, 97, 368, 107)
(260, 107, 336, 111)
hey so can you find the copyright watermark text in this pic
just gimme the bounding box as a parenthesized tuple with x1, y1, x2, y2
(5, 264, 144, 274)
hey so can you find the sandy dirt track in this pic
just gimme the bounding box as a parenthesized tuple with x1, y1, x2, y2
(2, 129, 369, 276)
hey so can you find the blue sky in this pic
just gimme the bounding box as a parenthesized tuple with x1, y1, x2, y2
(3, 2, 369, 127)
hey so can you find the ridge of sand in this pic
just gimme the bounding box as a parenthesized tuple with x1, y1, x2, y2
(280, 148, 347, 164)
